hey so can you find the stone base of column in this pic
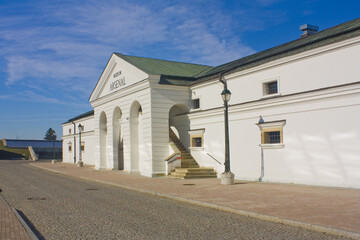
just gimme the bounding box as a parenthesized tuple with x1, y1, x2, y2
(221, 172, 235, 185)
(77, 161, 83, 167)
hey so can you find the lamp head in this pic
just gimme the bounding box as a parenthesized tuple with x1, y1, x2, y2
(221, 89, 232, 102)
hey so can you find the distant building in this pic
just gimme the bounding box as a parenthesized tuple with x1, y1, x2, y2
(2, 139, 62, 160)
(62, 18, 360, 188)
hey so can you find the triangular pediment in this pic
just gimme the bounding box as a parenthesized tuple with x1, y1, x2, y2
(89, 54, 149, 102)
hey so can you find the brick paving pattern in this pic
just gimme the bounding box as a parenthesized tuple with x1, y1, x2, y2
(0, 196, 30, 240)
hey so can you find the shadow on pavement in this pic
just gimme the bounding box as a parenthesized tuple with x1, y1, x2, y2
(16, 209, 46, 240)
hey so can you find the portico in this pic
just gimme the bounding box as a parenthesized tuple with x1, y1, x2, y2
(87, 53, 211, 177)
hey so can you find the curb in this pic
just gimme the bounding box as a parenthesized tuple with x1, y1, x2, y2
(0, 193, 39, 240)
(32, 164, 360, 240)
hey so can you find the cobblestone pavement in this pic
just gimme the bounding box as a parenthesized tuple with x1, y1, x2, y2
(0, 160, 354, 240)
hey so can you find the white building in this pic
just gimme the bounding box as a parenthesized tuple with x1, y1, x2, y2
(62, 18, 360, 188)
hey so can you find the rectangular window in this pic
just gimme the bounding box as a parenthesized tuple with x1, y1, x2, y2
(192, 137, 202, 147)
(261, 128, 283, 145)
(189, 129, 205, 148)
(68, 145, 72, 151)
(69, 129, 71, 134)
(81, 142, 85, 152)
(263, 131, 281, 144)
(264, 81, 278, 95)
(257, 119, 286, 148)
(192, 99, 200, 109)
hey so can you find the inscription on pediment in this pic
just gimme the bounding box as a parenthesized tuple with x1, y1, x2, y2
(110, 71, 126, 91)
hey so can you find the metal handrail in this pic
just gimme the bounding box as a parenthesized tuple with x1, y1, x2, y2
(164, 153, 180, 163)
(206, 153, 222, 165)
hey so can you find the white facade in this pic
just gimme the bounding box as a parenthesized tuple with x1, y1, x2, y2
(62, 19, 360, 188)
(62, 114, 95, 166)
(188, 36, 360, 188)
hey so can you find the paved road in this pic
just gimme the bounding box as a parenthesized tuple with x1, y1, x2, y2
(0, 160, 352, 240)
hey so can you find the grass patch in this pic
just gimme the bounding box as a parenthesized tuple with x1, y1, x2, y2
(0, 140, 30, 159)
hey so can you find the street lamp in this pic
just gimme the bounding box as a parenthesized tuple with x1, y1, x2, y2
(219, 74, 235, 185)
(77, 123, 84, 167)
(51, 130, 56, 164)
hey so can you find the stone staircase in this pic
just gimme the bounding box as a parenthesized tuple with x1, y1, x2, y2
(169, 129, 217, 179)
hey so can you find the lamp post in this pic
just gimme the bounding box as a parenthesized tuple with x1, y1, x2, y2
(51, 131, 56, 164)
(72, 122, 76, 164)
(77, 123, 84, 167)
(220, 74, 235, 185)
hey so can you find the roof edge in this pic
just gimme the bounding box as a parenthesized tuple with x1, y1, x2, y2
(64, 110, 94, 124)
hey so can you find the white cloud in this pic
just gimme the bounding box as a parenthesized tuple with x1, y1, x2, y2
(5, 55, 98, 89)
(254, 0, 281, 7)
(0, 0, 262, 94)
(169, 19, 254, 65)
(0, 90, 90, 108)
(0, 95, 12, 99)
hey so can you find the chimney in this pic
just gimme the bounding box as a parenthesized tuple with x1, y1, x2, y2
(300, 24, 319, 38)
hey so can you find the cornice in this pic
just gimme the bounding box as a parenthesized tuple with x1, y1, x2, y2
(188, 81, 360, 119)
(191, 36, 360, 89)
(90, 79, 150, 107)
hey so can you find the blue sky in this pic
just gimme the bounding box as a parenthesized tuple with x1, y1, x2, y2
(0, 0, 359, 140)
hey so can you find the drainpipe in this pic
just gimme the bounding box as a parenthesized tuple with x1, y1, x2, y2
(219, 72, 226, 87)
(257, 116, 265, 182)
(72, 121, 76, 164)
(259, 145, 264, 182)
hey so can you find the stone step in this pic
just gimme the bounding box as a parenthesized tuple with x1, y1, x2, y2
(180, 159, 197, 162)
(180, 161, 198, 164)
(181, 161, 195, 164)
(171, 166, 217, 179)
(169, 128, 212, 178)
(181, 159, 195, 163)
(170, 173, 217, 179)
(181, 164, 199, 168)
(174, 168, 215, 173)
(183, 175, 217, 179)
(181, 161, 199, 165)
(172, 171, 217, 176)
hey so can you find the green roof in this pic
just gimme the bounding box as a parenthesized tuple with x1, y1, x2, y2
(64, 110, 94, 124)
(114, 53, 212, 78)
(193, 18, 360, 84)
(113, 18, 360, 87)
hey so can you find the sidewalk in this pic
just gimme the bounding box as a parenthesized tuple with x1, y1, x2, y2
(31, 161, 360, 239)
(0, 193, 32, 240)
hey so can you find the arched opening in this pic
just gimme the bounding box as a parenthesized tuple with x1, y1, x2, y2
(169, 104, 190, 150)
(113, 107, 124, 170)
(130, 101, 143, 173)
(99, 111, 107, 168)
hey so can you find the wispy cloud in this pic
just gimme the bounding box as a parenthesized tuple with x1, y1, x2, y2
(0, 95, 12, 99)
(0, 0, 284, 105)
(0, 90, 90, 108)
(254, 0, 281, 7)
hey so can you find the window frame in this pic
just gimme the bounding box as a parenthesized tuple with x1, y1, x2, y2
(191, 98, 200, 110)
(256, 120, 286, 149)
(188, 129, 205, 150)
(261, 78, 281, 99)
